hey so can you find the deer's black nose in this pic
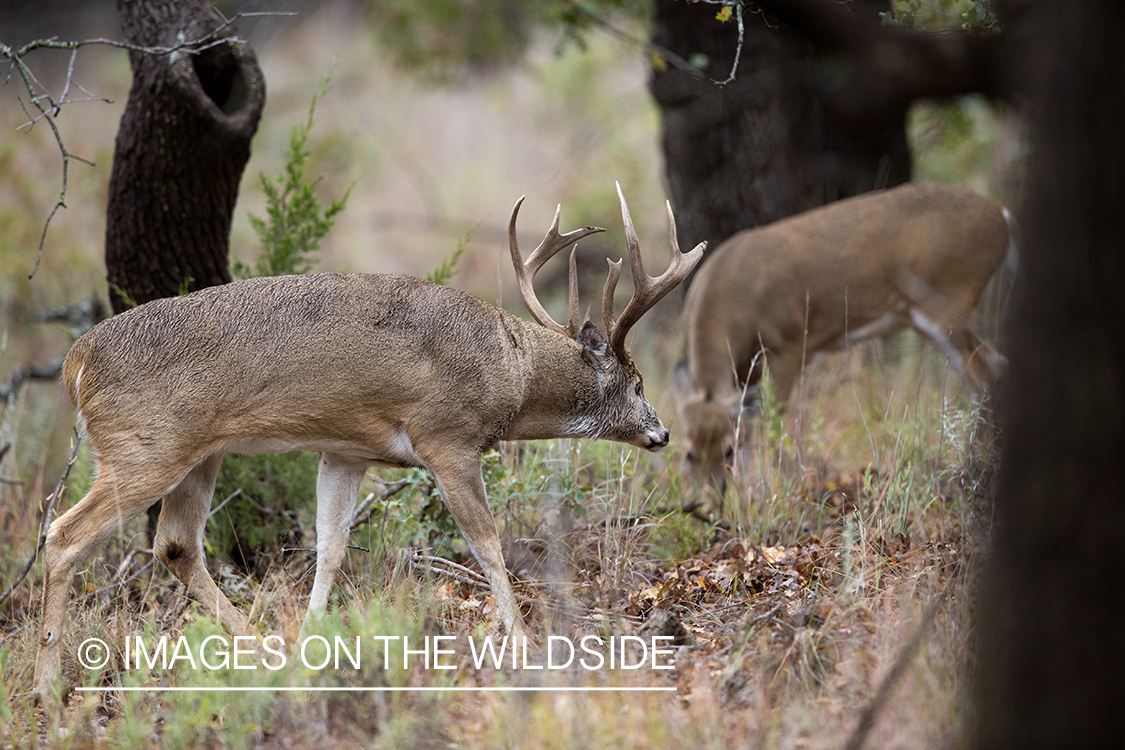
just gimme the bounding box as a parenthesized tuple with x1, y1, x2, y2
(646, 428, 670, 451)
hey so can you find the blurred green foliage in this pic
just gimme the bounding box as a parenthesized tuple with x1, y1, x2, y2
(880, 0, 998, 30)
(909, 95, 1015, 193)
(233, 68, 352, 280)
(208, 452, 320, 575)
(363, 0, 647, 83)
(365, 0, 533, 81)
(424, 225, 476, 286)
(350, 445, 592, 568)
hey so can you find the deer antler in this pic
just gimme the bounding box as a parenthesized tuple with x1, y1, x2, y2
(604, 182, 706, 361)
(509, 197, 606, 337)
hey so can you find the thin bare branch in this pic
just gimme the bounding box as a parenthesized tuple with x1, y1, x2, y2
(718, 4, 745, 85)
(1, 10, 295, 278)
(350, 478, 411, 532)
(74, 560, 156, 604)
(409, 552, 490, 586)
(56, 47, 77, 113)
(0, 427, 81, 610)
(843, 589, 948, 750)
(7, 11, 293, 61)
(0, 353, 65, 404)
(207, 488, 243, 519)
(4, 43, 86, 279)
(560, 0, 705, 79)
(695, 0, 748, 85)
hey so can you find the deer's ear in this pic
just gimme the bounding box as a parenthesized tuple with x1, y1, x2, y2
(578, 321, 611, 369)
(578, 321, 608, 353)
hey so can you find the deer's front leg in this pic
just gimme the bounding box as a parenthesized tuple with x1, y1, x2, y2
(424, 451, 528, 640)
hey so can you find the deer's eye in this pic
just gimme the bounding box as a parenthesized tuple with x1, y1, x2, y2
(635, 381, 644, 397)
(723, 446, 735, 463)
(686, 451, 699, 464)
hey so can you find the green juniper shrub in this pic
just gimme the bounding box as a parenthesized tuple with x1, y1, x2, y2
(233, 67, 352, 281)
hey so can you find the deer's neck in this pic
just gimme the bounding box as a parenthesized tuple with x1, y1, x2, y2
(502, 319, 599, 443)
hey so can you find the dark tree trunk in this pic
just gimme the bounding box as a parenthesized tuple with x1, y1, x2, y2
(649, 0, 910, 281)
(973, 0, 1125, 745)
(105, 0, 265, 313)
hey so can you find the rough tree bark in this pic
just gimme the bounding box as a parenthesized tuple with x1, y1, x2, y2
(648, 0, 910, 279)
(972, 0, 1125, 744)
(105, 0, 265, 313)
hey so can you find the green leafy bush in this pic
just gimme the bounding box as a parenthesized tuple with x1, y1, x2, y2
(207, 452, 320, 575)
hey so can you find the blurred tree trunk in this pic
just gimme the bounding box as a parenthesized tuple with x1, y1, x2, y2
(972, 0, 1125, 745)
(105, 0, 265, 313)
(649, 0, 910, 279)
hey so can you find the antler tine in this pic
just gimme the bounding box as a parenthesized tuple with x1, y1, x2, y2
(509, 196, 605, 336)
(567, 248, 580, 337)
(607, 182, 706, 360)
(602, 257, 622, 334)
(665, 199, 680, 259)
(618, 183, 644, 285)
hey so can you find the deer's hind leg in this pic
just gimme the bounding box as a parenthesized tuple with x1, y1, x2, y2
(951, 328, 1006, 394)
(34, 461, 185, 702)
(908, 308, 1002, 395)
(154, 453, 250, 636)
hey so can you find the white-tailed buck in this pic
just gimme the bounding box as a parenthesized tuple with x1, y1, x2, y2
(34, 184, 704, 702)
(675, 182, 1014, 499)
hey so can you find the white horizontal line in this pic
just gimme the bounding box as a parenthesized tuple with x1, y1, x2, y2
(76, 686, 677, 693)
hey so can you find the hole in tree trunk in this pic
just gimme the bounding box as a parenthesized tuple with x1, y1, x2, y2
(192, 45, 249, 115)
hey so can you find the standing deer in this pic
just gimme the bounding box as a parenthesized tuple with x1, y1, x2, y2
(33, 184, 704, 702)
(674, 182, 1015, 500)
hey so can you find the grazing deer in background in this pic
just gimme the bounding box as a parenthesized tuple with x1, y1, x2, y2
(674, 182, 1015, 505)
(33, 184, 704, 702)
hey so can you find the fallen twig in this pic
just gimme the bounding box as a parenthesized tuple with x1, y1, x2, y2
(350, 478, 411, 531)
(75, 559, 155, 604)
(408, 552, 489, 587)
(207, 488, 242, 519)
(747, 601, 786, 632)
(401, 550, 641, 625)
(843, 589, 948, 750)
